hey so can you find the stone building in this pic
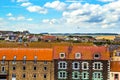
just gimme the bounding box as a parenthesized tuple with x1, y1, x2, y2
(53, 46, 110, 80)
(0, 48, 54, 80)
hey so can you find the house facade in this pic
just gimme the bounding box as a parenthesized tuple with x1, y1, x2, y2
(110, 61, 120, 80)
(0, 48, 54, 80)
(53, 46, 110, 80)
(110, 49, 120, 80)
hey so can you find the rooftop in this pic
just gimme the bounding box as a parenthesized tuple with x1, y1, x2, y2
(53, 46, 110, 60)
(0, 48, 53, 61)
(111, 61, 120, 72)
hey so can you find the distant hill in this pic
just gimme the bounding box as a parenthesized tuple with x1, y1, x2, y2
(48, 33, 118, 36)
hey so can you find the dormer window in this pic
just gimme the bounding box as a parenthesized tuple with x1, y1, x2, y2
(60, 53, 65, 59)
(12, 56, 16, 64)
(23, 56, 26, 64)
(34, 56, 37, 64)
(94, 53, 100, 59)
(75, 53, 81, 59)
(1, 56, 6, 64)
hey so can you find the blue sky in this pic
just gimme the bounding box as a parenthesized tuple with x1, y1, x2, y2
(0, 0, 120, 33)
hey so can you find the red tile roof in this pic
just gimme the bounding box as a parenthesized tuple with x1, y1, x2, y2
(0, 48, 53, 61)
(53, 46, 110, 60)
(42, 35, 56, 40)
(111, 61, 120, 72)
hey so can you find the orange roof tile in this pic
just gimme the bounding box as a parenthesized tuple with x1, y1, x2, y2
(0, 48, 53, 61)
(111, 61, 120, 72)
(53, 46, 110, 60)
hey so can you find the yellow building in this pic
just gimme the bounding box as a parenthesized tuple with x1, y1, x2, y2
(110, 49, 120, 80)
(112, 50, 120, 61)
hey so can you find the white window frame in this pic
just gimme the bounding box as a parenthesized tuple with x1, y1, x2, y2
(81, 72, 89, 79)
(72, 71, 80, 79)
(82, 62, 89, 70)
(94, 53, 100, 59)
(23, 56, 26, 64)
(93, 72, 103, 79)
(72, 62, 80, 70)
(44, 61, 47, 64)
(58, 61, 67, 69)
(34, 56, 37, 64)
(75, 53, 81, 59)
(1, 56, 6, 64)
(58, 71, 67, 79)
(12, 74, 16, 78)
(59, 53, 65, 59)
(93, 62, 103, 70)
(1, 66, 5, 73)
(12, 56, 16, 64)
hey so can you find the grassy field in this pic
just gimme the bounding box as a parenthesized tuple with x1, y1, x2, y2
(0, 41, 93, 48)
(95, 36, 115, 40)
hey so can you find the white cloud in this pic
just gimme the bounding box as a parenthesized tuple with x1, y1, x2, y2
(6, 13, 13, 16)
(8, 16, 25, 21)
(44, 1, 66, 11)
(42, 19, 59, 24)
(67, 3, 81, 10)
(60, 0, 120, 30)
(21, 2, 32, 7)
(11, 0, 15, 2)
(2, 0, 120, 33)
(8, 17, 16, 21)
(27, 6, 47, 14)
(42, 19, 50, 23)
(8, 16, 32, 21)
(17, 0, 28, 2)
(27, 18, 33, 21)
(98, 0, 117, 2)
(0, 18, 3, 21)
(66, 0, 84, 3)
(17, 16, 25, 20)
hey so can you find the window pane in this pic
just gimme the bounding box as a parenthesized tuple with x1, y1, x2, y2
(75, 63, 78, 68)
(2, 66, 5, 72)
(60, 72, 62, 77)
(34, 66, 36, 70)
(98, 64, 101, 69)
(115, 74, 118, 79)
(23, 74, 25, 78)
(63, 63, 65, 68)
(82, 72, 89, 79)
(33, 74, 36, 78)
(98, 73, 101, 78)
(23, 66, 26, 70)
(44, 67, 47, 70)
(44, 74, 46, 78)
(12, 74, 16, 77)
(63, 72, 65, 77)
(13, 66, 16, 70)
